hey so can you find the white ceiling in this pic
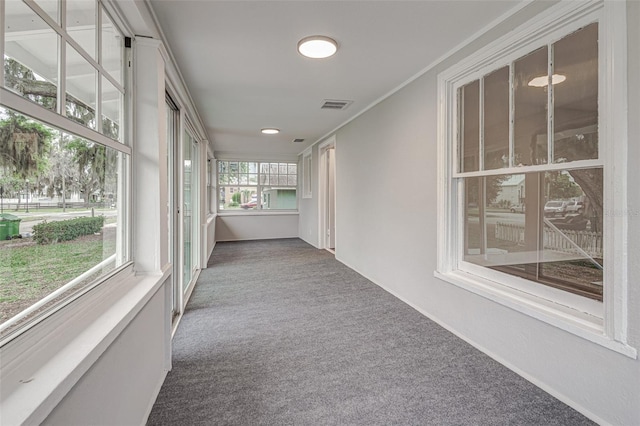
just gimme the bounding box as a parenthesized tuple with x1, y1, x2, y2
(149, 0, 524, 159)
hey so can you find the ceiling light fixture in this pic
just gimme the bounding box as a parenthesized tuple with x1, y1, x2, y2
(261, 128, 280, 135)
(297, 36, 338, 59)
(528, 73, 567, 88)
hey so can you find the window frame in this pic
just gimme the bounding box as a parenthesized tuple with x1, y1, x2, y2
(217, 159, 299, 213)
(2, 0, 126, 141)
(435, 0, 635, 357)
(0, 0, 132, 346)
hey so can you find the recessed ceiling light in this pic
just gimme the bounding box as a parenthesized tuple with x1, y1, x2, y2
(528, 73, 566, 88)
(297, 36, 338, 59)
(261, 128, 280, 135)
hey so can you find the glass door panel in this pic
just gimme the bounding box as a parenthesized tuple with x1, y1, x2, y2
(182, 130, 193, 291)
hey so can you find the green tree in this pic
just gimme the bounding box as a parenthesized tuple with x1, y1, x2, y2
(546, 171, 582, 200)
(0, 110, 53, 179)
(65, 137, 116, 203)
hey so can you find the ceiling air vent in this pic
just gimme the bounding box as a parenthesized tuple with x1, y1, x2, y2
(293, 138, 305, 143)
(321, 99, 353, 110)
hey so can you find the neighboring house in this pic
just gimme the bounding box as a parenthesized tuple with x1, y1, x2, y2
(496, 174, 525, 207)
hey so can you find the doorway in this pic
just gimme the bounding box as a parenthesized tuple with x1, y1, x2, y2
(318, 136, 336, 252)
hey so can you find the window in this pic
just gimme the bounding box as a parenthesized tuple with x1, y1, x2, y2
(218, 161, 297, 211)
(437, 1, 632, 354)
(459, 23, 602, 300)
(302, 150, 312, 199)
(0, 0, 129, 343)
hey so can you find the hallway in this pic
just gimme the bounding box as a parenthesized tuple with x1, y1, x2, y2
(148, 239, 592, 425)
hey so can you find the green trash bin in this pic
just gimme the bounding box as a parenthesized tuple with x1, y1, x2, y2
(0, 213, 21, 240)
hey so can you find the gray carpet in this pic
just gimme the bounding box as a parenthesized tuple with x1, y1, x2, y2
(147, 238, 593, 426)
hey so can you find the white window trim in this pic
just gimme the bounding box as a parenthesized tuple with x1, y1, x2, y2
(302, 147, 312, 199)
(435, 0, 635, 358)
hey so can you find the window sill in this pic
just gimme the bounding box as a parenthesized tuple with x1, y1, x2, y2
(434, 269, 637, 359)
(0, 266, 171, 425)
(217, 211, 299, 217)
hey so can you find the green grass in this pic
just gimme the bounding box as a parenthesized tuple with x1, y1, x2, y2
(0, 233, 116, 322)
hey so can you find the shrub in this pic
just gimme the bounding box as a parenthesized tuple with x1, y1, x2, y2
(33, 216, 105, 245)
(232, 192, 241, 203)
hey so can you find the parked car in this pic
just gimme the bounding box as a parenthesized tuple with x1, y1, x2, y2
(241, 196, 259, 209)
(544, 200, 569, 217)
(510, 204, 525, 213)
(565, 200, 584, 214)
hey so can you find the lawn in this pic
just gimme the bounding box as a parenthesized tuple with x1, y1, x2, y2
(0, 229, 116, 325)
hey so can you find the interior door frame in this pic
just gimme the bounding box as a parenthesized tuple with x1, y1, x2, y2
(318, 135, 336, 251)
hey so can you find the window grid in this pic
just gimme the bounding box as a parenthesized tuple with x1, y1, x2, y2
(0, 0, 130, 344)
(437, 0, 635, 357)
(217, 161, 297, 211)
(3, 0, 125, 142)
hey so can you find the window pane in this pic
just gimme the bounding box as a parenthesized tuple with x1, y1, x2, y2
(219, 187, 258, 210)
(553, 24, 598, 163)
(101, 7, 123, 85)
(288, 164, 297, 175)
(458, 80, 479, 172)
(4, 0, 59, 111)
(464, 177, 483, 256)
(33, 0, 59, 24)
(539, 169, 603, 296)
(514, 46, 548, 166)
(483, 67, 510, 170)
(102, 76, 122, 141)
(66, 43, 97, 130)
(463, 169, 603, 300)
(0, 107, 128, 339)
(67, 0, 96, 59)
(262, 187, 297, 210)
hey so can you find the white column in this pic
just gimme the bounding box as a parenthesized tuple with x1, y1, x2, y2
(132, 38, 168, 274)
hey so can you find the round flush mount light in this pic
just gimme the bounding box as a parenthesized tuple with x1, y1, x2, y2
(297, 36, 338, 59)
(261, 128, 280, 135)
(528, 73, 566, 88)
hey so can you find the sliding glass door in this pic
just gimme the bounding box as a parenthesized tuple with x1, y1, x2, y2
(182, 128, 198, 293)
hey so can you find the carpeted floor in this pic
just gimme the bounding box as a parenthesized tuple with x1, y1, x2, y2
(147, 238, 593, 426)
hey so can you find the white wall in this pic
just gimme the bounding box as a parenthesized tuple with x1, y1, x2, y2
(216, 214, 299, 241)
(309, 2, 640, 424)
(43, 283, 168, 425)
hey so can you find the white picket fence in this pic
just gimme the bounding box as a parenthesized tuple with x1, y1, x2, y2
(495, 222, 603, 258)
